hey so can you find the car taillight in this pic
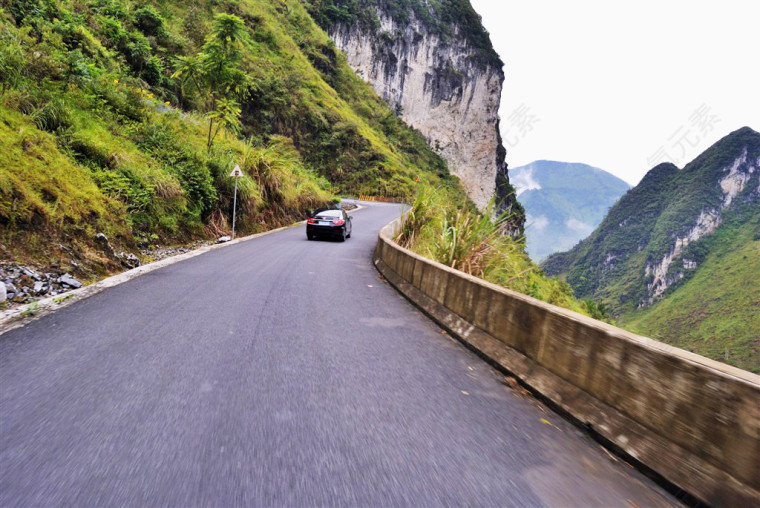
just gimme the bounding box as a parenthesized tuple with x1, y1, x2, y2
(307, 218, 317, 224)
(333, 219, 344, 225)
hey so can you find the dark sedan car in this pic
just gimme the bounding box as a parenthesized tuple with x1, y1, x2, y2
(306, 208, 353, 241)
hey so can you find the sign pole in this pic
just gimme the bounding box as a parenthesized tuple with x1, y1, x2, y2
(229, 164, 243, 239)
(232, 175, 238, 239)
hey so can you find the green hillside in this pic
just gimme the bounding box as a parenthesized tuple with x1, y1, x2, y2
(543, 127, 760, 371)
(624, 205, 760, 372)
(0, 0, 464, 274)
(542, 161, 680, 307)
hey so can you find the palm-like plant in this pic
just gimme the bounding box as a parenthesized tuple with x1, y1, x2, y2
(171, 54, 205, 105)
(172, 13, 251, 152)
(206, 97, 241, 151)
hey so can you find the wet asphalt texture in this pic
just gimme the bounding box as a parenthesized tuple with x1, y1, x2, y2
(0, 202, 679, 507)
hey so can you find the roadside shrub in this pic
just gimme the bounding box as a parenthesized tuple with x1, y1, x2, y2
(131, 120, 218, 221)
(98, 15, 128, 48)
(134, 6, 165, 37)
(91, 166, 155, 214)
(434, 205, 501, 275)
(89, 0, 128, 17)
(581, 299, 611, 321)
(176, 160, 217, 222)
(94, 76, 147, 121)
(31, 97, 73, 132)
(0, 36, 27, 93)
(396, 186, 434, 248)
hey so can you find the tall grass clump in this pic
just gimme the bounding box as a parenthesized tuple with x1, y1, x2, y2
(398, 186, 595, 315)
(396, 186, 435, 248)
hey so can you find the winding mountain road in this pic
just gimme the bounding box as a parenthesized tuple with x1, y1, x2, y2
(0, 202, 678, 506)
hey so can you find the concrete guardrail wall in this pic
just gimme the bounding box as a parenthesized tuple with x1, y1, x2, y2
(374, 217, 760, 506)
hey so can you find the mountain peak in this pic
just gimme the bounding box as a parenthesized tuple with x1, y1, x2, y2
(733, 126, 758, 135)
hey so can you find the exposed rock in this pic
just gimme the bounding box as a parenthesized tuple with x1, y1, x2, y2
(645, 208, 722, 302)
(117, 252, 141, 269)
(328, 9, 514, 213)
(0, 238, 208, 310)
(217, 236, 231, 243)
(22, 267, 41, 280)
(0, 262, 85, 309)
(58, 273, 83, 289)
(94, 232, 116, 258)
(719, 148, 751, 207)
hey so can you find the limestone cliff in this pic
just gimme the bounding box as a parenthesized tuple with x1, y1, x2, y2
(308, 1, 518, 218)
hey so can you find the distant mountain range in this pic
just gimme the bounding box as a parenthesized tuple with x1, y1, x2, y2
(511, 161, 630, 261)
(543, 127, 760, 373)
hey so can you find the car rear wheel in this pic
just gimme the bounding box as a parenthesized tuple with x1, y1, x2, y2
(340, 230, 346, 242)
(307, 233, 314, 240)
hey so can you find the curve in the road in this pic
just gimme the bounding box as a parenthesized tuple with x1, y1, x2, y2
(0, 202, 678, 507)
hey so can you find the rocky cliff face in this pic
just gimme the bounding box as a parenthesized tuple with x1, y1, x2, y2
(326, 8, 511, 212)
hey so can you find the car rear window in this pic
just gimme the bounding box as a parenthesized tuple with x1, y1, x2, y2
(315, 210, 342, 218)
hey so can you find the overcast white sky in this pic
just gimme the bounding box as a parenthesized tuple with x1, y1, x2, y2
(469, 0, 759, 185)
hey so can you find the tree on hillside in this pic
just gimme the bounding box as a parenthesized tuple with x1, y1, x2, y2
(172, 13, 250, 152)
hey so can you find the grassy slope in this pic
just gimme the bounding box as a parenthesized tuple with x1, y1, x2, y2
(622, 209, 760, 373)
(0, 106, 130, 272)
(0, 0, 464, 275)
(398, 187, 607, 318)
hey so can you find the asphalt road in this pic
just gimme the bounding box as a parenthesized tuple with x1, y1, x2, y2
(0, 202, 679, 507)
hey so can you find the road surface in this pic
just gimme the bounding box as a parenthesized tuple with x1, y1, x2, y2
(0, 202, 679, 506)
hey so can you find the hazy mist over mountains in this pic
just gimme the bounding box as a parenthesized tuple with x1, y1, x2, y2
(511, 161, 630, 261)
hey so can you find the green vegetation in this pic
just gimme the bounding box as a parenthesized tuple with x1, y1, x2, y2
(305, 0, 502, 68)
(0, 0, 463, 272)
(541, 162, 680, 307)
(398, 187, 608, 317)
(543, 127, 760, 371)
(624, 205, 760, 373)
(171, 13, 250, 152)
